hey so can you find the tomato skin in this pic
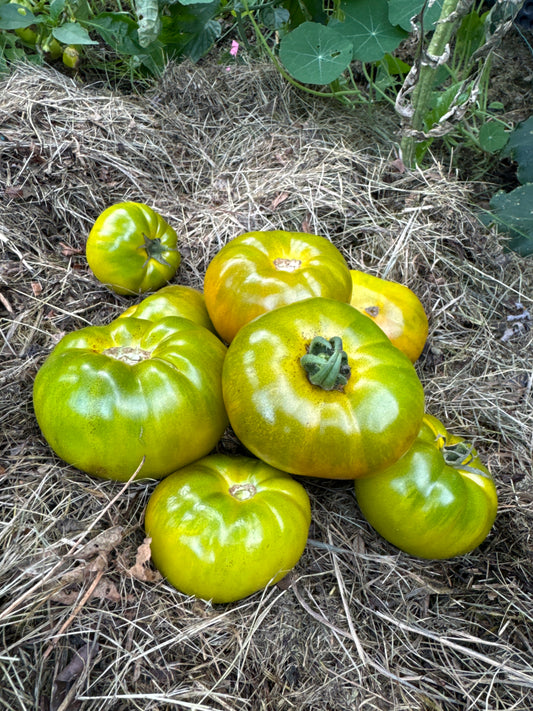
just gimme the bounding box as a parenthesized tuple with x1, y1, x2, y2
(350, 271, 428, 362)
(117, 284, 216, 334)
(86, 202, 181, 295)
(144, 454, 312, 603)
(222, 297, 425, 479)
(33, 317, 228, 481)
(204, 231, 352, 342)
(354, 414, 498, 559)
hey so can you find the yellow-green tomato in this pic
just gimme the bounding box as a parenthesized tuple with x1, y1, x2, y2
(350, 270, 428, 362)
(145, 454, 312, 603)
(222, 297, 425, 479)
(204, 230, 352, 342)
(86, 202, 181, 295)
(33, 317, 228, 481)
(354, 414, 498, 559)
(117, 284, 215, 333)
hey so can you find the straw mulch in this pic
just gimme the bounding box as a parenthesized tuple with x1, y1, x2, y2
(0, 60, 532, 711)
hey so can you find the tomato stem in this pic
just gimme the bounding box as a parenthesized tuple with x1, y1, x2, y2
(139, 233, 179, 268)
(300, 336, 351, 391)
(441, 441, 491, 478)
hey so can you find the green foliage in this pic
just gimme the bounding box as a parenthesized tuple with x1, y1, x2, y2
(0, 0, 223, 75)
(504, 116, 533, 184)
(388, 0, 444, 31)
(329, 0, 408, 63)
(481, 116, 533, 257)
(278, 22, 352, 84)
(485, 185, 533, 257)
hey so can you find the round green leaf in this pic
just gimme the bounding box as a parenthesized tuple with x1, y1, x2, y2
(478, 122, 509, 154)
(279, 22, 353, 85)
(329, 0, 408, 63)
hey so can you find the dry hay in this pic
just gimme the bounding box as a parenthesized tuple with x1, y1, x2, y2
(0, 59, 532, 711)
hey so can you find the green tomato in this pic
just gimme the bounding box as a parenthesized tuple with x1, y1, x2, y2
(222, 297, 425, 479)
(86, 202, 181, 295)
(354, 414, 498, 559)
(15, 25, 38, 45)
(203, 230, 352, 342)
(33, 317, 228, 481)
(62, 45, 79, 69)
(117, 284, 216, 334)
(144, 454, 312, 603)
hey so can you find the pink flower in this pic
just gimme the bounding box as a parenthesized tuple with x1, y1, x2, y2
(230, 40, 239, 57)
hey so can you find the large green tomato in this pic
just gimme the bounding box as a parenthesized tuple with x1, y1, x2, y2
(354, 414, 498, 559)
(86, 202, 181, 294)
(117, 284, 215, 334)
(222, 298, 425, 479)
(203, 230, 352, 342)
(145, 454, 312, 603)
(33, 317, 228, 481)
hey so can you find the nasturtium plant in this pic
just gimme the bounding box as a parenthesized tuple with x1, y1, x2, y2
(279, 22, 353, 85)
(504, 115, 533, 184)
(388, 0, 444, 32)
(329, 0, 408, 63)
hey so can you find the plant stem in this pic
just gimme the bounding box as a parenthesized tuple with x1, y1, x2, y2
(400, 0, 464, 168)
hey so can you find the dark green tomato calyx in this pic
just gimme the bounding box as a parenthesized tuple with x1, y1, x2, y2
(229, 483, 257, 501)
(301, 336, 351, 391)
(442, 441, 490, 478)
(103, 345, 152, 365)
(139, 233, 178, 268)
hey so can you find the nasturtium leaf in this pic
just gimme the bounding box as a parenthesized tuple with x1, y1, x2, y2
(485, 184, 533, 256)
(329, 0, 408, 63)
(388, 0, 444, 32)
(279, 22, 353, 85)
(478, 122, 509, 154)
(504, 116, 533, 185)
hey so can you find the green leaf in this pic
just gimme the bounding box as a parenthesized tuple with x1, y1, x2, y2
(160, 2, 221, 63)
(260, 6, 290, 30)
(504, 116, 533, 185)
(388, 0, 444, 32)
(478, 121, 509, 154)
(279, 22, 353, 85)
(52, 22, 99, 45)
(329, 0, 408, 63)
(49, 0, 66, 23)
(485, 184, 533, 256)
(0, 4, 43, 30)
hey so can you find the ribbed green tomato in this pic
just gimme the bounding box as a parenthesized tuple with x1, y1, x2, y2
(86, 202, 181, 295)
(33, 317, 228, 481)
(222, 297, 425, 479)
(117, 284, 215, 333)
(354, 414, 498, 559)
(145, 454, 312, 603)
(203, 230, 352, 342)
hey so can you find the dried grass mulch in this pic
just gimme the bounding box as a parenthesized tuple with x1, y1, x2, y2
(1, 60, 532, 711)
